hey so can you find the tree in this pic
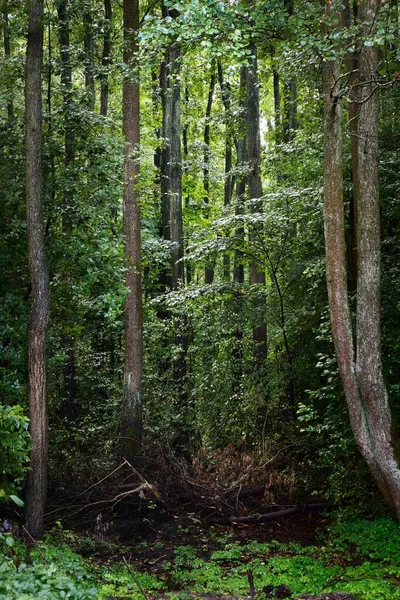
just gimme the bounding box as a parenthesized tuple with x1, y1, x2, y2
(121, 0, 143, 457)
(323, 0, 400, 519)
(245, 46, 267, 362)
(100, 0, 112, 117)
(24, 0, 50, 540)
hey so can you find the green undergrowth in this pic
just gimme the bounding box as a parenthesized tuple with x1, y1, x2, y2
(1, 518, 400, 599)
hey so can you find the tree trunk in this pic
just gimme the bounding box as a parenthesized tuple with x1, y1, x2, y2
(283, 0, 297, 143)
(121, 0, 143, 458)
(246, 47, 267, 362)
(273, 68, 281, 146)
(344, 0, 358, 292)
(323, 0, 400, 519)
(218, 62, 234, 282)
(204, 61, 216, 284)
(232, 67, 247, 394)
(58, 0, 74, 168)
(57, 0, 77, 418)
(353, 0, 400, 518)
(24, 0, 50, 541)
(83, 1, 95, 111)
(161, 38, 184, 289)
(100, 0, 112, 117)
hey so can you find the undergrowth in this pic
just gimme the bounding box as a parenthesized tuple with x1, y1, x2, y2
(1, 517, 400, 599)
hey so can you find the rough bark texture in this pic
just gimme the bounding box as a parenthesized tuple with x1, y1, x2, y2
(24, 0, 50, 541)
(121, 0, 143, 457)
(353, 0, 400, 517)
(323, 0, 400, 519)
(100, 0, 112, 117)
(245, 48, 267, 362)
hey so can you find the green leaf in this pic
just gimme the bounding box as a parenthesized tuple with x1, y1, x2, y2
(9, 494, 24, 507)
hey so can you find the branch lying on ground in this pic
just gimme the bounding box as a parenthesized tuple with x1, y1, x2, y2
(205, 503, 332, 524)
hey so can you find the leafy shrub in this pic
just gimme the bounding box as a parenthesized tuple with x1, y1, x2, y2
(0, 404, 31, 502)
(0, 553, 97, 600)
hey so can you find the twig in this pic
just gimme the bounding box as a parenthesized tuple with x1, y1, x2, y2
(123, 556, 149, 600)
(22, 526, 46, 562)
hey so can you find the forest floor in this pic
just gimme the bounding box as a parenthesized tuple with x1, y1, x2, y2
(1, 454, 400, 599)
(1, 502, 400, 600)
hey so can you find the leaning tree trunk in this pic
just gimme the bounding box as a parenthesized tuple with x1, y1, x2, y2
(121, 0, 143, 457)
(323, 0, 400, 519)
(24, 0, 50, 541)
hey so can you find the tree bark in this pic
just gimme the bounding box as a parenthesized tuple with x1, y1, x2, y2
(246, 47, 267, 362)
(100, 0, 112, 117)
(204, 61, 216, 284)
(354, 0, 400, 518)
(24, 0, 50, 541)
(121, 0, 143, 457)
(323, 0, 400, 519)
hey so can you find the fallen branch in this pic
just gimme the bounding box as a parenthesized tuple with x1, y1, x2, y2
(206, 502, 331, 524)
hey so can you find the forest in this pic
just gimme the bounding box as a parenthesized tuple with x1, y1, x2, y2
(1, 0, 400, 598)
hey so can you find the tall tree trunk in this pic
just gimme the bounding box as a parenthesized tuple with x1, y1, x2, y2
(58, 0, 74, 168)
(232, 67, 247, 394)
(344, 0, 358, 292)
(161, 39, 184, 289)
(100, 0, 112, 117)
(83, 0, 95, 111)
(354, 0, 400, 518)
(24, 0, 50, 541)
(246, 47, 267, 362)
(121, 0, 143, 457)
(204, 61, 216, 284)
(182, 83, 193, 284)
(273, 68, 281, 146)
(218, 62, 234, 282)
(160, 3, 188, 448)
(283, 0, 297, 143)
(323, 0, 400, 519)
(58, 0, 77, 417)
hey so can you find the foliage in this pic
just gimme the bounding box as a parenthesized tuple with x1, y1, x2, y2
(0, 541, 97, 600)
(0, 404, 31, 502)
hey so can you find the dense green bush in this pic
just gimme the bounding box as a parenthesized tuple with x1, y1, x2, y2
(0, 404, 31, 502)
